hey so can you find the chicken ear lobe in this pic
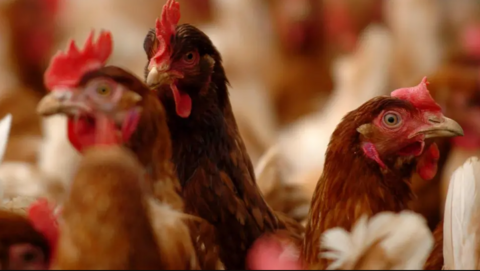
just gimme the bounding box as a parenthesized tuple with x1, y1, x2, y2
(361, 142, 386, 169)
(171, 83, 192, 118)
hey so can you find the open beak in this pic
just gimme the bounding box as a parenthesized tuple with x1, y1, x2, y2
(410, 116, 464, 139)
(36, 90, 90, 117)
(146, 63, 182, 87)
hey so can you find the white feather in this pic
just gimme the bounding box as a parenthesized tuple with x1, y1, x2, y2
(254, 144, 280, 196)
(0, 114, 12, 164)
(0, 114, 12, 201)
(320, 211, 434, 270)
(443, 156, 480, 269)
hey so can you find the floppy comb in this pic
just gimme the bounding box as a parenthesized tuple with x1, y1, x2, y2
(151, 0, 181, 65)
(44, 30, 113, 90)
(391, 76, 442, 112)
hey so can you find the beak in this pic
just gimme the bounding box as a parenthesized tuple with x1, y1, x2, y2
(411, 116, 464, 139)
(146, 63, 182, 87)
(37, 90, 90, 117)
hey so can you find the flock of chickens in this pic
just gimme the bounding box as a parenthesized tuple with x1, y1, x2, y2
(0, 0, 480, 270)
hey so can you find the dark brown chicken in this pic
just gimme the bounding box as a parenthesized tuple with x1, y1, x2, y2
(143, 0, 303, 269)
(36, 31, 206, 269)
(302, 78, 464, 268)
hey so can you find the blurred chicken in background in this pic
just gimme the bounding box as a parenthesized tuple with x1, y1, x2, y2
(0, 0, 480, 266)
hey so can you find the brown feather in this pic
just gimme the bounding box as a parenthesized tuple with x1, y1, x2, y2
(52, 147, 164, 269)
(424, 222, 444, 270)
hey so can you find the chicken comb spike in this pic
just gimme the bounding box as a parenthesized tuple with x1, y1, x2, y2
(151, 0, 181, 65)
(390, 76, 442, 112)
(44, 30, 113, 91)
(27, 198, 59, 261)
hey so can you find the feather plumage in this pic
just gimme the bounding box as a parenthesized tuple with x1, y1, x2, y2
(443, 156, 480, 269)
(320, 211, 434, 270)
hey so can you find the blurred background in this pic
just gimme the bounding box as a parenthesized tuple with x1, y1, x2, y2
(0, 0, 480, 229)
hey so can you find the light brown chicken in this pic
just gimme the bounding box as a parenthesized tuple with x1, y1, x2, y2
(53, 145, 199, 269)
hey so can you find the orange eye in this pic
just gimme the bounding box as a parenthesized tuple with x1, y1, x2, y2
(96, 84, 111, 96)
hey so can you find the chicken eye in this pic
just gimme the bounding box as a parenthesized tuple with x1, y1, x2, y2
(96, 84, 111, 96)
(383, 112, 401, 127)
(183, 51, 196, 63)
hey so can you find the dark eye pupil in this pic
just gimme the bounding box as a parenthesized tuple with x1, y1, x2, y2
(22, 251, 36, 262)
(186, 53, 193, 60)
(387, 116, 395, 123)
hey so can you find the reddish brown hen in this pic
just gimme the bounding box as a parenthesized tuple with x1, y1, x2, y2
(302, 77, 464, 268)
(143, 0, 303, 269)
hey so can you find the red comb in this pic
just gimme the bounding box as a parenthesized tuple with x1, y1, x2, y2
(151, 0, 181, 66)
(27, 198, 59, 262)
(390, 76, 442, 112)
(44, 30, 113, 90)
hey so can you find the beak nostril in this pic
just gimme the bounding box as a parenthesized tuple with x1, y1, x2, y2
(428, 117, 441, 124)
(52, 90, 72, 102)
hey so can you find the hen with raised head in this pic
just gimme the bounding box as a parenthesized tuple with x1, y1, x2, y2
(302, 77, 464, 268)
(144, 0, 303, 269)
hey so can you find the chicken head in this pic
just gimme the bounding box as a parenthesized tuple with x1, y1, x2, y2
(356, 77, 464, 180)
(36, 30, 142, 152)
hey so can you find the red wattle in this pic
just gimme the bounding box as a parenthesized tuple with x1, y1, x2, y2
(67, 119, 83, 152)
(171, 84, 192, 118)
(67, 118, 96, 152)
(416, 143, 440, 181)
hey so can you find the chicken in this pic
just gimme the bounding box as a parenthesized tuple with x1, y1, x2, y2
(0, 193, 58, 270)
(53, 144, 187, 269)
(302, 77, 464, 268)
(0, 208, 51, 270)
(36, 30, 210, 269)
(144, 0, 303, 268)
(320, 211, 433, 270)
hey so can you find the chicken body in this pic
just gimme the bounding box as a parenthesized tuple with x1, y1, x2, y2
(144, 1, 303, 268)
(302, 79, 464, 268)
(53, 146, 165, 269)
